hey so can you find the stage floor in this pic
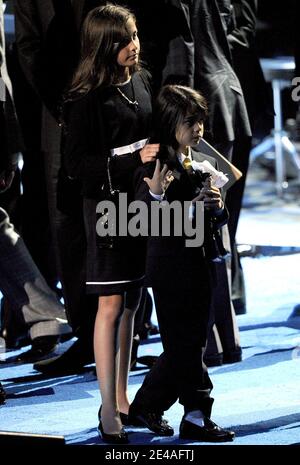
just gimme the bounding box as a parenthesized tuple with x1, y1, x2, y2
(1, 159, 300, 447)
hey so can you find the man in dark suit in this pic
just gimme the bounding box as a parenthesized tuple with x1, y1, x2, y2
(226, 0, 272, 316)
(1, 0, 72, 363)
(13, 0, 103, 374)
(167, 0, 252, 366)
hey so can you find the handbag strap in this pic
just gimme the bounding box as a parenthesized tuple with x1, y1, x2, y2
(106, 156, 119, 196)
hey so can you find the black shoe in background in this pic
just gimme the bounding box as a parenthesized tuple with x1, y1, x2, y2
(288, 304, 300, 319)
(137, 355, 158, 368)
(204, 352, 223, 367)
(139, 322, 160, 340)
(223, 346, 242, 364)
(16, 336, 60, 363)
(33, 338, 94, 376)
(0, 382, 6, 405)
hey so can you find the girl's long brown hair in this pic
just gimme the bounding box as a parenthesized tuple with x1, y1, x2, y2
(67, 4, 140, 100)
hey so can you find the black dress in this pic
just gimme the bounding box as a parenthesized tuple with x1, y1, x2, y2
(64, 71, 152, 295)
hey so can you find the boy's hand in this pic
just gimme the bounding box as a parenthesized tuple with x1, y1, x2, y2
(192, 177, 223, 211)
(143, 159, 173, 195)
(201, 185, 223, 211)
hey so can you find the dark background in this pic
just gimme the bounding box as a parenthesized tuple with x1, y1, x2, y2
(3, 0, 300, 134)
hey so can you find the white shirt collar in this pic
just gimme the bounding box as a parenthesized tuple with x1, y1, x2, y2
(178, 147, 192, 165)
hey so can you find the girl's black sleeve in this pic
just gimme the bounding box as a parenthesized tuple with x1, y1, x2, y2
(63, 96, 107, 195)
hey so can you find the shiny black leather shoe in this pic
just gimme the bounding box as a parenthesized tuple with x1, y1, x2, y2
(179, 416, 235, 442)
(119, 411, 145, 427)
(128, 408, 174, 436)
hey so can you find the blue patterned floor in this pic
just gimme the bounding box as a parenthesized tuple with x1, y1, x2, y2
(1, 160, 300, 448)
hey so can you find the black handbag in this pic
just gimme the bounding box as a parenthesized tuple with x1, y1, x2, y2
(96, 157, 120, 249)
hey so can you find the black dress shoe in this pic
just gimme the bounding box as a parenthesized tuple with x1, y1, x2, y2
(223, 346, 242, 364)
(16, 336, 60, 363)
(204, 352, 223, 367)
(119, 411, 145, 427)
(0, 382, 6, 405)
(179, 416, 235, 442)
(33, 338, 94, 375)
(128, 407, 174, 436)
(137, 355, 158, 368)
(288, 304, 300, 318)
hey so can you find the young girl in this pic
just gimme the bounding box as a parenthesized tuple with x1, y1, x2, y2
(63, 4, 159, 444)
(129, 85, 235, 442)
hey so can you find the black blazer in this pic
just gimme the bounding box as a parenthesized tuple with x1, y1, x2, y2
(122, 0, 195, 93)
(14, 0, 81, 120)
(134, 149, 228, 259)
(0, 0, 23, 171)
(14, 0, 106, 153)
(227, 0, 273, 128)
(189, 0, 252, 143)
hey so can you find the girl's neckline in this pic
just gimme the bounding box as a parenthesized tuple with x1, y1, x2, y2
(113, 76, 131, 87)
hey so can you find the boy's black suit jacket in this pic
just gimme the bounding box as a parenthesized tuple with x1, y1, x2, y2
(134, 149, 228, 265)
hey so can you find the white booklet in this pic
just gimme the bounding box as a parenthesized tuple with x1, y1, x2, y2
(195, 138, 243, 190)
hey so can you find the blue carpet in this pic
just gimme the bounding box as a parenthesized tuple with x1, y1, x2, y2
(1, 162, 300, 448)
(1, 252, 300, 446)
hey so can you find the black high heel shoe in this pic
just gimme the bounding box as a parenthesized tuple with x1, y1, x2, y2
(119, 411, 130, 426)
(97, 407, 129, 444)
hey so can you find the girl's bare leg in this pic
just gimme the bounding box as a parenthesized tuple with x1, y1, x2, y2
(94, 294, 124, 434)
(117, 288, 142, 415)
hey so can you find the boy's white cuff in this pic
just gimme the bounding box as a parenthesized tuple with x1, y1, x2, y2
(149, 190, 165, 201)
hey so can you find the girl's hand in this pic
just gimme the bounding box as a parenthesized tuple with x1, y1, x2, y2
(140, 143, 160, 163)
(143, 159, 173, 195)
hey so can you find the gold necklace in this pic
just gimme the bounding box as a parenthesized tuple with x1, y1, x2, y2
(116, 81, 138, 110)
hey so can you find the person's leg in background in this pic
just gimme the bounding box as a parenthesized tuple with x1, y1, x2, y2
(130, 288, 159, 370)
(0, 207, 72, 362)
(33, 109, 97, 374)
(0, 381, 6, 405)
(226, 136, 253, 315)
(204, 142, 242, 366)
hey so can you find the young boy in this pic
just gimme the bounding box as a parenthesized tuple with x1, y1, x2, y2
(129, 85, 235, 442)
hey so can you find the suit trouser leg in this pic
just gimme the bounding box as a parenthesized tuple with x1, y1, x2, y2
(226, 136, 252, 314)
(204, 142, 242, 359)
(0, 208, 71, 340)
(132, 281, 214, 416)
(44, 148, 98, 367)
(208, 226, 241, 356)
(43, 150, 97, 343)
